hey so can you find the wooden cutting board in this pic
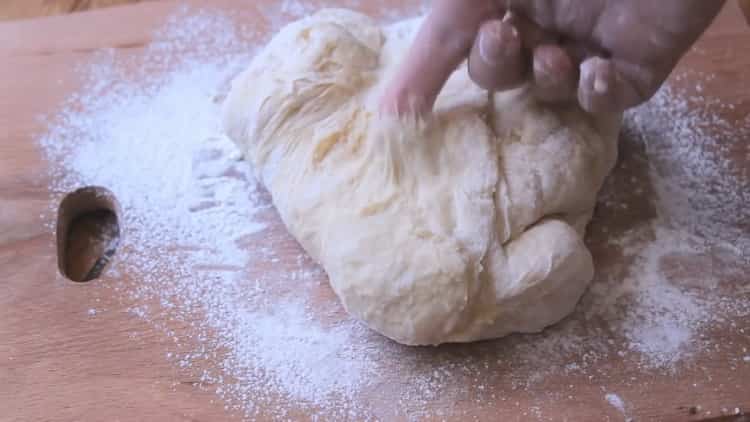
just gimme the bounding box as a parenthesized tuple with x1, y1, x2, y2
(0, 0, 156, 21)
(1, 1, 749, 421)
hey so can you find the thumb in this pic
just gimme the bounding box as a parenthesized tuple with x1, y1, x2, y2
(467, 19, 526, 92)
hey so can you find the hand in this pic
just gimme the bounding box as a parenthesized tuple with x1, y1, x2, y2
(381, 0, 726, 115)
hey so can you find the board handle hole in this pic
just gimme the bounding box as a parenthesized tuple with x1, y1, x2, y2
(56, 186, 121, 282)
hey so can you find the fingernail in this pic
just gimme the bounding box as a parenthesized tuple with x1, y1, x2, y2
(479, 23, 517, 65)
(594, 75, 608, 94)
(479, 30, 501, 65)
(497, 25, 520, 58)
(533, 56, 557, 87)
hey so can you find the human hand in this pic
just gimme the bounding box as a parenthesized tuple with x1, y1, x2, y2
(381, 0, 726, 115)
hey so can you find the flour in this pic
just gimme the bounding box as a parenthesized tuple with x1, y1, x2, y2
(38, 5, 749, 420)
(613, 84, 750, 367)
(626, 81, 750, 257)
(605, 393, 626, 414)
(586, 225, 719, 368)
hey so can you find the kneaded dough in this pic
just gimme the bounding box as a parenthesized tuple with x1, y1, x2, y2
(223, 9, 622, 345)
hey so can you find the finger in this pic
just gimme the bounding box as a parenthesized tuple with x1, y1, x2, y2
(380, 0, 500, 115)
(468, 19, 525, 91)
(531, 44, 577, 103)
(577, 57, 619, 113)
(577, 57, 659, 113)
(503, 11, 555, 50)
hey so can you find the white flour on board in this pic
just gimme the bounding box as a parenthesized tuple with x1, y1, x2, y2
(605, 393, 626, 414)
(39, 4, 749, 420)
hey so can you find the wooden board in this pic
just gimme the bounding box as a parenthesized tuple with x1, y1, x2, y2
(0, 0, 158, 22)
(1, 1, 749, 421)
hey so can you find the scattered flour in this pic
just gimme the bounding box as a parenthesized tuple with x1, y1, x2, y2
(38, 4, 750, 420)
(586, 225, 719, 368)
(627, 80, 750, 256)
(605, 393, 626, 415)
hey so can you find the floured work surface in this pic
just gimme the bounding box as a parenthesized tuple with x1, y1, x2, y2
(0, 1, 748, 420)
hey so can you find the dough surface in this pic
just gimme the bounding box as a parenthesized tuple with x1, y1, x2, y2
(223, 9, 622, 345)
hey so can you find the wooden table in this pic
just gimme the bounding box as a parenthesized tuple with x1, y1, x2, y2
(1, 1, 749, 421)
(0, 0, 156, 21)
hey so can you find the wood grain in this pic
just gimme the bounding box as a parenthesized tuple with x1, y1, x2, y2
(0, 0, 158, 21)
(0, 1, 748, 421)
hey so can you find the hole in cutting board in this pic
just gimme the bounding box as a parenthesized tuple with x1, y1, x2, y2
(56, 186, 121, 282)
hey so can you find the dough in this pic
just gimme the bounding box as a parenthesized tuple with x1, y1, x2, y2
(223, 9, 621, 345)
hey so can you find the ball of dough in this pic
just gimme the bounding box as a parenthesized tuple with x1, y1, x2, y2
(223, 9, 622, 345)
